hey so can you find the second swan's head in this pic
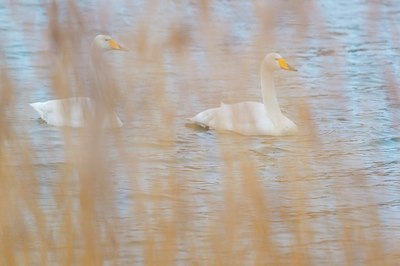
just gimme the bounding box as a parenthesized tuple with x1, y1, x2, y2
(93, 34, 127, 52)
(263, 53, 297, 72)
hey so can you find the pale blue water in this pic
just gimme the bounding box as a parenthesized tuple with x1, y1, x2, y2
(2, 0, 400, 264)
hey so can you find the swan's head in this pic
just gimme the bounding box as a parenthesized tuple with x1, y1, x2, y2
(263, 53, 297, 72)
(93, 34, 126, 52)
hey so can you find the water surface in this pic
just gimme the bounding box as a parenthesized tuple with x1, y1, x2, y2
(2, 0, 400, 264)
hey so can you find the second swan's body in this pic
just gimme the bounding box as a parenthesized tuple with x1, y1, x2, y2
(190, 53, 298, 136)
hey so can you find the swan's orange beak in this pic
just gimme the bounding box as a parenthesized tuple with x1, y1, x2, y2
(278, 58, 297, 71)
(108, 39, 127, 51)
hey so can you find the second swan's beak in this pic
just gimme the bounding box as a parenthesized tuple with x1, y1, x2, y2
(278, 58, 297, 71)
(108, 39, 128, 51)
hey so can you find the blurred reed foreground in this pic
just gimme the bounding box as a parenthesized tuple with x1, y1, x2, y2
(1, 0, 400, 265)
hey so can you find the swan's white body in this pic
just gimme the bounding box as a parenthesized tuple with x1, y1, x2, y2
(30, 35, 125, 128)
(190, 53, 298, 136)
(30, 97, 123, 128)
(192, 101, 296, 136)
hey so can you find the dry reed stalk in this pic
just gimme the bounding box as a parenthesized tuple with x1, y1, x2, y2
(0, 0, 399, 265)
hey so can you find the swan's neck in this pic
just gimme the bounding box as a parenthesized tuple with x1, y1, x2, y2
(89, 48, 106, 100)
(261, 68, 282, 125)
(90, 48, 104, 75)
(89, 46, 115, 110)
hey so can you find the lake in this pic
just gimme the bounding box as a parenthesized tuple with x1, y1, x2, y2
(1, 0, 399, 265)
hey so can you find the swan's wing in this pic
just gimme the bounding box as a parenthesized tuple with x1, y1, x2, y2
(224, 102, 298, 135)
(30, 97, 121, 128)
(189, 103, 253, 130)
(30, 99, 69, 126)
(70, 98, 123, 128)
(191, 102, 276, 135)
(218, 102, 276, 134)
(190, 101, 298, 135)
(47, 98, 93, 127)
(101, 110, 123, 128)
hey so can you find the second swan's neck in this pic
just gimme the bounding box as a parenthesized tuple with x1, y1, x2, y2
(260, 67, 282, 125)
(90, 47, 106, 100)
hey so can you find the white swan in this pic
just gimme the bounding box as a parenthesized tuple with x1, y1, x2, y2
(190, 53, 298, 136)
(30, 34, 125, 128)
(30, 97, 123, 128)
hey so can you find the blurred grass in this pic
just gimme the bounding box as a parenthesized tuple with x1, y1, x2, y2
(1, 0, 399, 265)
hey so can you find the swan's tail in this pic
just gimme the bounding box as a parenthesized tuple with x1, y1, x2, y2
(188, 108, 218, 129)
(30, 102, 45, 118)
(185, 117, 209, 130)
(114, 114, 124, 128)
